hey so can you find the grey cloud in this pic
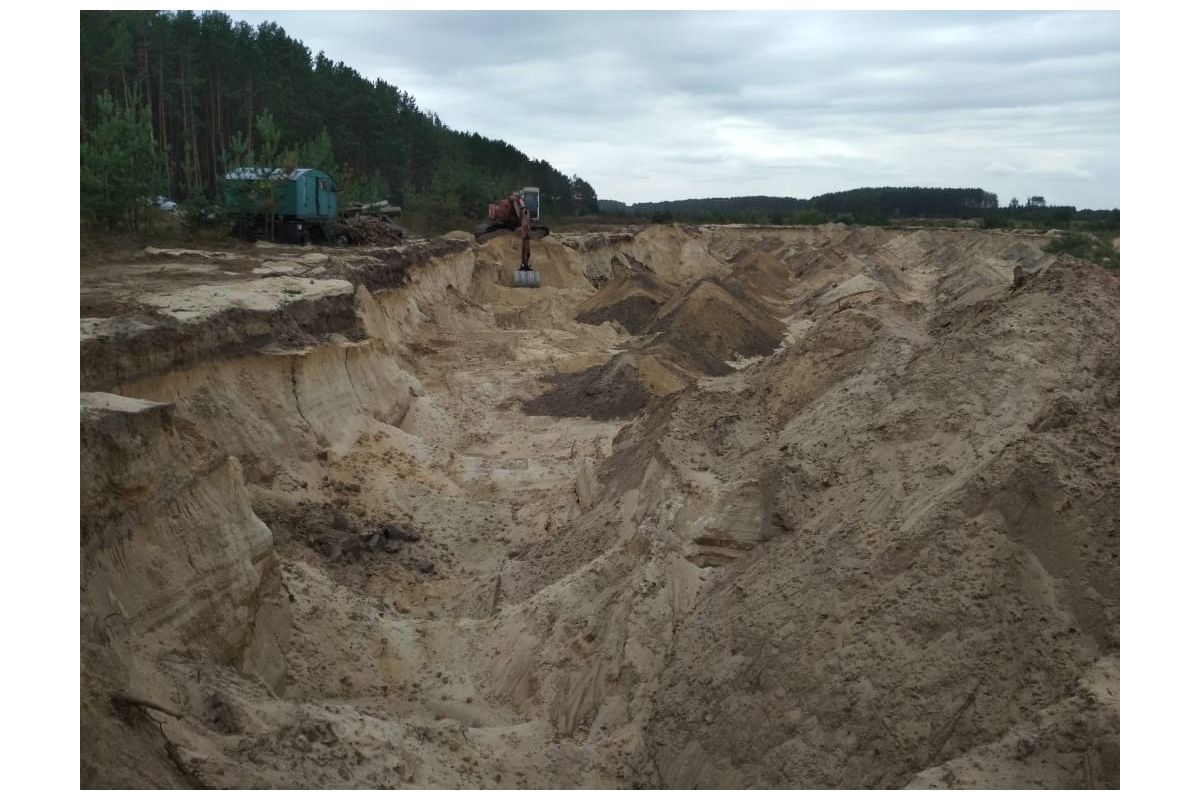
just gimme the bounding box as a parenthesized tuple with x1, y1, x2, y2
(228, 10, 1119, 207)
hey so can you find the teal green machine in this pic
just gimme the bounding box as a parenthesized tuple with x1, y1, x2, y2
(223, 167, 340, 243)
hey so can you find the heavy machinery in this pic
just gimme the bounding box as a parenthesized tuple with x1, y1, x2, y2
(223, 167, 405, 246)
(224, 167, 341, 244)
(474, 187, 549, 288)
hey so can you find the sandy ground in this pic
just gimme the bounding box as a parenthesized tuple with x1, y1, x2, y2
(80, 224, 1118, 788)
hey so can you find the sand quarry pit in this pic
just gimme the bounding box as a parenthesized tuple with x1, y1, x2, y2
(80, 224, 1119, 789)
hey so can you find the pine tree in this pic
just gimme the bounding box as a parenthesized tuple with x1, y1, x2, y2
(254, 111, 283, 240)
(81, 92, 164, 231)
(81, 10, 594, 220)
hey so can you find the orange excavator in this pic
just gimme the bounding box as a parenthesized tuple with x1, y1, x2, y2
(474, 187, 549, 288)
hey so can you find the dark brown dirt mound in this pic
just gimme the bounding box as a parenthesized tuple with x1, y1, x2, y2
(576, 270, 675, 334)
(528, 275, 790, 419)
(649, 278, 787, 374)
(523, 354, 650, 420)
(340, 214, 405, 245)
(729, 250, 792, 303)
(533, 276, 791, 418)
(581, 294, 665, 335)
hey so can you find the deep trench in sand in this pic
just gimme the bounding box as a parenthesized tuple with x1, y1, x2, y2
(80, 224, 1120, 789)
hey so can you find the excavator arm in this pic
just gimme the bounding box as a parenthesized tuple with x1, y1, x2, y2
(473, 189, 549, 287)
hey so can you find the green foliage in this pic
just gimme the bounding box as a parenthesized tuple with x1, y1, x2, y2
(339, 169, 389, 206)
(255, 111, 283, 167)
(254, 112, 283, 238)
(603, 189, 1114, 234)
(788, 209, 829, 225)
(596, 197, 831, 226)
(570, 175, 599, 215)
(298, 128, 338, 175)
(179, 198, 225, 232)
(1043, 232, 1119, 269)
(1070, 212, 1120, 234)
(80, 10, 591, 219)
(81, 92, 164, 231)
(626, 195, 812, 222)
(991, 202, 1116, 233)
(811, 186, 998, 218)
(220, 130, 260, 218)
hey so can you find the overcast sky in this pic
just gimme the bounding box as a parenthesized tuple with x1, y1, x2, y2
(227, 10, 1119, 208)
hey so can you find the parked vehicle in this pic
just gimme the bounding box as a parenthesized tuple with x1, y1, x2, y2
(142, 195, 178, 213)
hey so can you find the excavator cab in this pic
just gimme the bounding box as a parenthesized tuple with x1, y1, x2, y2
(521, 187, 540, 221)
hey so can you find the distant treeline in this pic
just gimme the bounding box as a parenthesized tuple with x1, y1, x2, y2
(603, 195, 814, 220)
(599, 187, 1118, 231)
(811, 187, 997, 218)
(81, 10, 599, 230)
(982, 195, 1119, 231)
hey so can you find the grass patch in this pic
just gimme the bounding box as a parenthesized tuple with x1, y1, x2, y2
(1043, 232, 1119, 270)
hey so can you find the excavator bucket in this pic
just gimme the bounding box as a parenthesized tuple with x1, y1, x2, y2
(514, 269, 541, 288)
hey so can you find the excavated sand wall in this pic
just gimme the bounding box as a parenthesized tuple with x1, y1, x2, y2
(80, 229, 700, 780)
(82, 226, 686, 724)
(81, 393, 289, 683)
(80, 392, 291, 786)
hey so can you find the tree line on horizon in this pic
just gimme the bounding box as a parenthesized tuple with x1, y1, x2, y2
(599, 187, 1117, 230)
(80, 10, 599, 231)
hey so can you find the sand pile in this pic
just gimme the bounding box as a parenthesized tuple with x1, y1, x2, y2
(575, 269, 675, 334)
(648, 278, 787, 375)
(727, 249, 792, 304)
(626, 224, 726, 283)
(473, 234, 594, 295)
(532, 276, 788, 419)
(523, 353, 649, 420)
(522, 347, 696, 420)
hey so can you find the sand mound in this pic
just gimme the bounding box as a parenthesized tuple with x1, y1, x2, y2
(649, 278, 787, 374)
(530, 274, 789, 418)
(728, 250, 792, 304)
(522, 343, 706, 420)
(575, 269, 675, 333)
(636, 352, 693, 396)
(523, 353, 650, 420)
(473, 235, 593, 295)
(526, 276, 789, 419)
(628, 224, 726, 283)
